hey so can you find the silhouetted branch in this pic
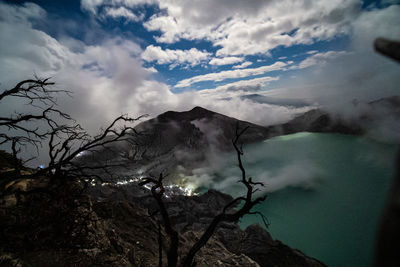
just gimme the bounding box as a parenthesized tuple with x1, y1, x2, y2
(139, 174, 179, 267)
(0, 78, 73, 166)
(0, 78, 59, 102)
(182, 123, 267, 266)
(37, 114, 145, 180)
(141, 123, 267, 267)
(1, 78, 145, 184)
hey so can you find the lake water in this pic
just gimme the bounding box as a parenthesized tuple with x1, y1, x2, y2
(195, 132, 396, 267)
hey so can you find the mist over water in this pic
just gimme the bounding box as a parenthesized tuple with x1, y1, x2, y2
(187, 132, 396, 267)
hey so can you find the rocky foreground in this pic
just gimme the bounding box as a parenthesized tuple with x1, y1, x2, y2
(0, 174, 325, 267)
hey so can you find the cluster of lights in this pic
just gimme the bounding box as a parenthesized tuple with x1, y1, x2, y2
(164, 184, 197, 196)
(89, 175, 197, 197)
(36, 163, 196, 196)
(115, 178, 137, 185)
(84, 178, 97, 186)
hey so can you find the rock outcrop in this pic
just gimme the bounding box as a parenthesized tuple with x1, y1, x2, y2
(0, 177, 325, 267)
(91, 184, 326, 267)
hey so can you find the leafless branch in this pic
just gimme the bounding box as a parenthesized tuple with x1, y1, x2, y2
(141, 122, 267, 267)
(0, 78, 73, 167)
(1, 78, 145, 184)
(0, 78, 69, 103)
(36, 114, 145, 180)
(139, 173, 179, 267)
(181, 123, 267, 266)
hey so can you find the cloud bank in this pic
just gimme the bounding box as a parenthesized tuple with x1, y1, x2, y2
(1, 1, 400, 140)
(137, 0, 361, 56)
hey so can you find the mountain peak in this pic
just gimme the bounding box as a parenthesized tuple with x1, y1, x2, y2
(190, 106, 208, 112)
(158, 106, 216, 121)
(136, 106, 270, 158)
(187, 106, 216, 118)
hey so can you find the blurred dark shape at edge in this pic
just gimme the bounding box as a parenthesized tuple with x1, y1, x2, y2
(374, 37, 400, 63)
(373, 37, 400, 267)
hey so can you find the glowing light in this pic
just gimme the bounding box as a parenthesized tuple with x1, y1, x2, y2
(94, 175, 198, 197)
(115, 178, 138, 185)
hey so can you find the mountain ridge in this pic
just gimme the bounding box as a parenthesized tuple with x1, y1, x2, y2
(84, 95, 400, 178)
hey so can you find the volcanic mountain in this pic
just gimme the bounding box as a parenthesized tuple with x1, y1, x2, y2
(135, 106, 270, 152)
(118, 106, 271, 175)
(87, 96, 400, 177)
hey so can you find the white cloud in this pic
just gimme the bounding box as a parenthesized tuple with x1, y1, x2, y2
(72, 2, 400, 146)
(81, 0, 153, 22)
(306, 50, 319, 55)
(294, 50, 349, 69)
(143, 15, 181, 43)
(0, 2, 45, 24)
(270, 5, 400, 114)
(191, 96, 312, 127)
(81, 0, 362, 57)
(0, 11, 73, 80)
(80, 0, 104, 14)
(1, 1, 298, 133)
(0, 2, 170, 133)
(103, 6, 143, 21)
(198, 76, 280, 99)
(81, 0, 156, 15)
(351, 4, 400, 52)
(145, 66, 158, 73)
(141, 0, 361, 57)
(141, 45, 211, 68)
(175, 61, 288, 88)
(209, 56, 243, 66)
(233, 61, 253, 69)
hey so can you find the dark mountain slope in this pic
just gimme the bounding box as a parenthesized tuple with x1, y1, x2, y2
(263, 109, 364, 138)
(115, 106, 272, 175)
(263, 95, 400, 138)
(135, 106, 270, 153)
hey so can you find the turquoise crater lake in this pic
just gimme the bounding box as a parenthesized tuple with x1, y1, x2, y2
(198, 132, 396, 267)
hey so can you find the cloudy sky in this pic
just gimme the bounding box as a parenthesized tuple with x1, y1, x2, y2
(0, 0, 399, 131)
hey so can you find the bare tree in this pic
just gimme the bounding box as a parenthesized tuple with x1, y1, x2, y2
(0, 78, 73, 139)
(140, 123, 268, 267)
(0, 78, 144, 184)
(140, 173, 179, 267)
(40, 113, 145, 181)
(0, 78, 73, 174)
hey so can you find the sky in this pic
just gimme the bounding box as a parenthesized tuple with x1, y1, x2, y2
(0, 0, 399, 132)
